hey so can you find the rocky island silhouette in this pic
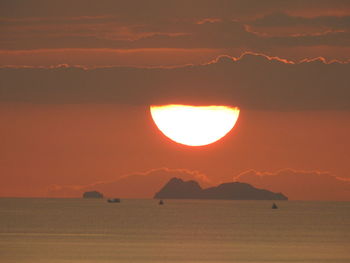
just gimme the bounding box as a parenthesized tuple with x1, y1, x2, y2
(154, 177, 288, 200)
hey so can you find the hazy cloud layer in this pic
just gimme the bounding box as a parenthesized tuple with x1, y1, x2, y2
(251, 13, 350, 29)
(47, 167, 350, 200)
(2, 0, 348, 20)
(1, 53, 349, 110)
(235, 169, 350, 201)
(1, 17, 349, 50)
(47, 167, 212, 198)
(1, 1, 349, 51)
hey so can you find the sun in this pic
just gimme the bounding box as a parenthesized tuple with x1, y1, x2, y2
(150, 104, 240, 146)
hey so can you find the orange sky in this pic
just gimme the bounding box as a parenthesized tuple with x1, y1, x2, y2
(1, 104, 349, 199)
(0, 0, 349, 200)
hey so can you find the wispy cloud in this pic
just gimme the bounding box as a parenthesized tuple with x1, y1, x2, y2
(234, 168, 350, 201)
(47, 167, 212, 198)
(1, 53, 349, 110)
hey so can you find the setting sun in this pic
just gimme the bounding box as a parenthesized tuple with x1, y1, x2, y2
(150, 104, 240, 146)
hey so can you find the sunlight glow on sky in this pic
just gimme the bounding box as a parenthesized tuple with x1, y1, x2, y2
(150, 105, 240, 146)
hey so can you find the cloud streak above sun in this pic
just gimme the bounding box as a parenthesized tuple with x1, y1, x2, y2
(1, 53, 349, 110)
(0, 0, 349, 65)
(2, 17, 348, 50)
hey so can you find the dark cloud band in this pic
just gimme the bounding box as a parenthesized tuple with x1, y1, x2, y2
(1, 53, 349, 110)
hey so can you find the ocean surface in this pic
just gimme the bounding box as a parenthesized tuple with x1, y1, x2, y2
(0, 198, 349, 263)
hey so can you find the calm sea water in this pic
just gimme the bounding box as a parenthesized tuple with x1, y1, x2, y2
(0, 198, 349, 263)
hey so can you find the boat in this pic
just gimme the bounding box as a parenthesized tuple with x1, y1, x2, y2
(107, 198, 121, 203)
(272, 203, 278, 209)
(159, 199, 164, 205)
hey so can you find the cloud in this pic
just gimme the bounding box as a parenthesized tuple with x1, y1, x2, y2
(251, 13, 350, 30)
(266, 31, 350, 47)
(134, 20, 350, 49)
(0, 48, 228, 68)
(2, 17, 349, 50)
(47, 167, 212, 198)
(47, 167, 350, 200)
(131, 20, 260, 49)
(1, 53, 349, 110)
(234, 168, 350, 201)
(0, 19, 262, 50)
(2, 0, 348, 19)
(1, 2, 350, 51)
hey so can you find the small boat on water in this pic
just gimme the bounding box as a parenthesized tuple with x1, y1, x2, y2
(159, 200, 164, 205)
(272, 203, 278, 209)
(107, 198, 121, 203)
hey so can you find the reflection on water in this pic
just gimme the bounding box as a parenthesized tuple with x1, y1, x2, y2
(0, 198, 349, 263)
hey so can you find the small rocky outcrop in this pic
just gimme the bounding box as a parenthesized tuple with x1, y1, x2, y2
(154, 178, 288, 200)
(82, 191, 103, 198)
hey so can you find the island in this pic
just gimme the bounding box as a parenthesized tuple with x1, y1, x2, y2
(82, 191, 104, 198)
(154, 177, 288, 200)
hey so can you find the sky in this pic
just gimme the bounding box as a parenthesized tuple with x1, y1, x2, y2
(1, 0, 350, 200)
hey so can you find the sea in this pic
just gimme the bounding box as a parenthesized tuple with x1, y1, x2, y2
(0, 198, 349, 263)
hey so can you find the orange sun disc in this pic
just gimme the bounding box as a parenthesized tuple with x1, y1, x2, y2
(150, 104, 240, 146)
